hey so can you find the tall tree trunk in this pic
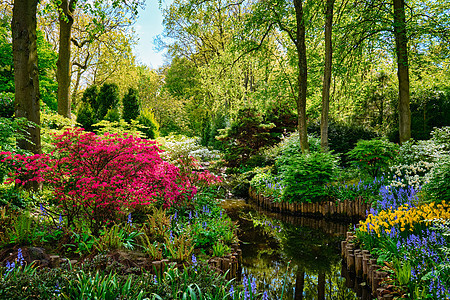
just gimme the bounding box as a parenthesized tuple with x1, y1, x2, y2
(57, 0, 76, 118)
(294, 270, 305, 300)
(321, 0, 334, 152)
(318, 272, 325, 300)
(12, 0, 41, 155)
(393, 0, 411, 144)
(294, 0, 309, 154)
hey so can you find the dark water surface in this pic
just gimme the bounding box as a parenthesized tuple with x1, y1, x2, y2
(221, 198, 364, 299)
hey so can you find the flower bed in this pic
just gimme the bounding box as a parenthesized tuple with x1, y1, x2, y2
(351, 186, 450, 299)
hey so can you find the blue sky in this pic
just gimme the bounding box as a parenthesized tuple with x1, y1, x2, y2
(134, 0, 173, 69)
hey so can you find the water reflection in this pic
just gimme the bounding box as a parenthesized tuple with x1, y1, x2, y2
(222, 198, 361, 299)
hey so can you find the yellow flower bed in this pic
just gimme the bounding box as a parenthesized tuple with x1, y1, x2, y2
(359, 201, 450, 237)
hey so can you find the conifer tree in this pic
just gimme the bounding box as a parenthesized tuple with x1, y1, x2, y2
(122, 87, 140, 123)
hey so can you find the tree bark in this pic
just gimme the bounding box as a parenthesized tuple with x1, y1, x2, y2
(294, 0, 309, 154)
(320, 0, 334, 152)
(318, 272, 325, 300)
(57, 0, 76, 118)
(12, 0, 41, 155)
(393, 0, 411, 144)
(294, 270, 305, 300)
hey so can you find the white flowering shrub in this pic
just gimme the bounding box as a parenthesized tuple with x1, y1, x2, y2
(387, 127, 450, 190)
(389, 161, 435, 190)
(431, 126, 450, 151)
(157, 135, 222, 164)
(396, 139, 445, 165)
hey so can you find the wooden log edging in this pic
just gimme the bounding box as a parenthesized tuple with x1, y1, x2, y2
(149, 243, 242, 280)
(342, 231, 393, 299)
(47, 245, 243, 281)
(207, 243, 242, 280)
(137, 243, 243, 281)
(249, 187, 370, 220)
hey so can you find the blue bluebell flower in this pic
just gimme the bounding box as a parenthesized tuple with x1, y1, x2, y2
(17, 248, 24, 266)
(251, 278, 257, 294)
(229, 285, 234, 297)
(127, 213, 132, 226)
(54, 282, 61, 295)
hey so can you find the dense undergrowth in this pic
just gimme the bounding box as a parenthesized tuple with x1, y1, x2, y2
(240, 125, 450, 299)
(1, 106, 450, 299)
(0, 113, 270, 299)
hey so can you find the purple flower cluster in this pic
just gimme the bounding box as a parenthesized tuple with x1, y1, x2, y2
(3, 248, 25, 275)
(4, 261, 15, 275)
(17, 248, 25, 266)
(202, 205, 211, 215)
(229, 284, 234, 297)
(40, 203, 47, 216)
(428, 270, 450, 299)
(58, 213, 63, 229)
(329, 176, 387, 203)
(127, 213, 132, 226)
(377, 185, 419, 212)
(266, 180, 284, 191)
(243, 273, 250, 300)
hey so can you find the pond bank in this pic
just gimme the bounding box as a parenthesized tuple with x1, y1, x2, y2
(221, 197, 369, 299)
(249, 187, 370, 221)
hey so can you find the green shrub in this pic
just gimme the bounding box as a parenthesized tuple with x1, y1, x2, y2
(138, 108, 160, 139)
(264, 106, 298, 138)
(230, 170, 256, 198)
(76, 102, 96, 131)
(0, 93, 14, 118)
(410, 89, 450, 140)
(0, 264, 65, 300)
(308, 120, 379, 164)
(277, 151, 338, 203)
(263, 132, 321, 168)
(425, 155, 450, 201)
(4, 211, 37, 245)
(347, 139, 399, 178)
(104, 107, 120, 122)
(41, 109, 77, 153)
(92, 119, 146, 138)
(97, 83, 120, 120)
(122, 87, 140, 123)
(249, 167, 282, 199)
(0, 117, 31, 181)
(216, 107, 276, 170)
(80, 85, 99, 112)
(0, 187, 30, 209)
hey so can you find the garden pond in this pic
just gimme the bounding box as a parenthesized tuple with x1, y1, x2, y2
(222, 198, 373, 299)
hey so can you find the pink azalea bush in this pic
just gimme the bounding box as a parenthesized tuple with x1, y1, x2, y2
(1, 128, 198, 234)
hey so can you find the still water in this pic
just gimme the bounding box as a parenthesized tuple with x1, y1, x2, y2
(222, 198, 365, 299)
